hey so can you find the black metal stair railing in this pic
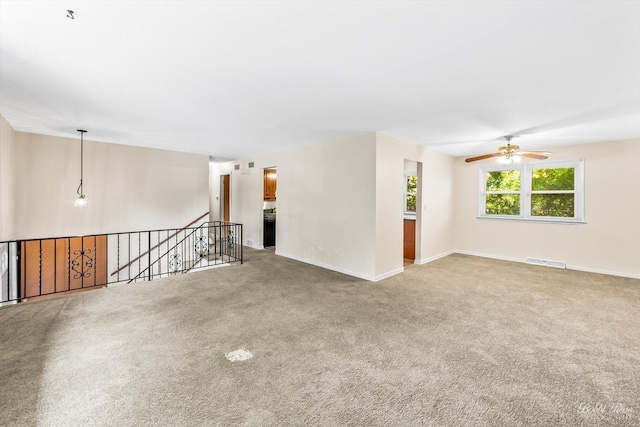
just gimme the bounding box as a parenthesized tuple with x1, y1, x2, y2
(0, 221, 243, 305)
(129, 221, 243, 283)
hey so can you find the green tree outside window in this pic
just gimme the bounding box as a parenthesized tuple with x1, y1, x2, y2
(485, 170, 520, 215)
(482, 165, 578, 219)
(531, 167, 575, 217)
(406, 175, 417, 212)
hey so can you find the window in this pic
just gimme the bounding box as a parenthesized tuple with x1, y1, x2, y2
(405, 174, 417, 213)
(479, 160, 584, 222)
(531, 166, 576, 217)
(485, 169, 521, 215)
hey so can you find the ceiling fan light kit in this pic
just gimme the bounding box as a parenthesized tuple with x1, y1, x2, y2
(465, 135, 551, 164)
(497, 143, 521, 164)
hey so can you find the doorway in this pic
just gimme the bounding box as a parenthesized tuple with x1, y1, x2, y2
(263, 168, 277, 248)
(403, 160, 421, 266)
(221, 174, 230, 222)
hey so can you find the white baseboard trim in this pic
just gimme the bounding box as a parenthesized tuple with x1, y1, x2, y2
(454, 250, 526, 264)
(187, 263, 231, 273)
(415, 250, 456, 265)
(275, 250, 375, 281)
(0, 300, 18, 308)
(566, 264, 640, 280)
(274, 248, 640, 282)
(455, 250, 639, 280)
(374, 267, 404, 282)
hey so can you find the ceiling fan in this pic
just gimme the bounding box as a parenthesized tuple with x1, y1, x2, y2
(464, 135, 552, 163)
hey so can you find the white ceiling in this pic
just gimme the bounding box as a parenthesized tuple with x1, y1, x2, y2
(1, 1, 639, 159)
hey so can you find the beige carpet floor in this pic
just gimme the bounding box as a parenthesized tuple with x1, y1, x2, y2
(0, 249, 638, 426)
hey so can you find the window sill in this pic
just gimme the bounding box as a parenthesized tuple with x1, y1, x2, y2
(477, 216, 586, 225)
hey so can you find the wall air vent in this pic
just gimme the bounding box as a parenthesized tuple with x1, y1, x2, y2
(234, 164, 240, 170)
(248, 162, 254, 168)
(526, 258, 566, 269)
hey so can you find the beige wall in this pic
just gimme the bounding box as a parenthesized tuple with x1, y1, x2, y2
(0, 114, 17, 240)
(214, 132, 456, 281)
(375, 133, 455, 277)
(211, 131, 638, 280)
(14, 132, 209, 238)
(453, 139, 640, 278)
(215, 133, 378, 280)
(208, 161, 234, 222)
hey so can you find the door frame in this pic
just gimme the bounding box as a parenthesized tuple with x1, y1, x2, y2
(220, 174, 230, 223)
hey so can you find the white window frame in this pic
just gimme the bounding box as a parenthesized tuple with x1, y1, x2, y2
(478, 159, 585, 223)
(404, 171, 418, 215)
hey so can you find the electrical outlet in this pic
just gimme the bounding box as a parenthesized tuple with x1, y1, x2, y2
(247, 240, 253, 246)
(317, 246, 323, 252)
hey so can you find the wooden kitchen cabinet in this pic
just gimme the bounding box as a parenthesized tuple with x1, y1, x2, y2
(264, 169, 277, 201)
(403, 219, 415, 260)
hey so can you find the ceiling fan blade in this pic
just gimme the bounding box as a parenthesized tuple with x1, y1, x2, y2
(519, 151, 553, 156)
(521, 153, 548, 160)
(465, 153, 502, 163)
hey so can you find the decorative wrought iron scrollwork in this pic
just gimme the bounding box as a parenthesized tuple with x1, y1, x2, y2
(227, 230, 234, 249)
(194, 236, 209, 256)
(168, 253, 182, 273)
(71, 249, 93, 279)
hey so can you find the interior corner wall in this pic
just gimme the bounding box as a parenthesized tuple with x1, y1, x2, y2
(375, 133, 455, 279)
(453, 138, 640, 278)
(0, 114, 17, 241)
(414, 143, 456, 262)
(208, 161, 234, 222)
(14, 132, 209, 239)
(225, 133, 378, 280)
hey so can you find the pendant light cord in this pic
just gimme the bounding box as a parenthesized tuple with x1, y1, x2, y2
(77, 130, 86, 197)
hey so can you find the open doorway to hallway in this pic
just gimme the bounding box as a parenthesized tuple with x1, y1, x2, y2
(403, 160, 421, 267)
(263, 167, 277, 248)
(220, 174, 230, 222)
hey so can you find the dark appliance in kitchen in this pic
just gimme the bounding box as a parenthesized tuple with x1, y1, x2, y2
(264, 210, 276, 247)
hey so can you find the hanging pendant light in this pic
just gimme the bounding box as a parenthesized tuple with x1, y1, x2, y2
(74, 129, 88, 208)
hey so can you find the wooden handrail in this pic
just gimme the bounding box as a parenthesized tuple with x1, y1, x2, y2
(110, 212, 209, 277)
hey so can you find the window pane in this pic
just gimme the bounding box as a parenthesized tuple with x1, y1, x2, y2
(406, 176, 417, 212)
(406, 193, 416, 212)
(407, 175, 417, 193)
(486, 170, 520, 191)
(485, 194, 520, 215)
(532, 167, 574, 191)
(531, 194, 575, 217)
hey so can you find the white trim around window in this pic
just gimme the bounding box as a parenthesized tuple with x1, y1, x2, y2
(404, 171, 417, 215)
(478, 159, 585, 223)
